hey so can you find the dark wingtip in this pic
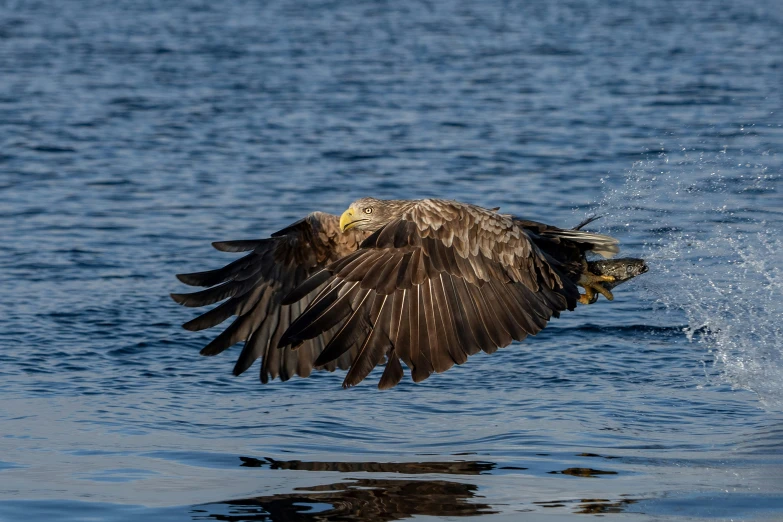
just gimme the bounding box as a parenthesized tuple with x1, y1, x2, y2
(211, 241, 240, 252)
(199, 345, 220, 356)
(313, 351, 333, 367)
(170, 292, 205, 307)
(181, 318, 201, 331)
(212, 239, 267, 252)
(277, 332, 296, 350)
(378, 356, 403, 390)
(271, 217, 307, 237)
(280, 291, 300, 306)
(281, 269, 332, 305)
(175, 273, 201, 286)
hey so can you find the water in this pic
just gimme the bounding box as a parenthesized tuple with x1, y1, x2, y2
(1, 0, 781, 520)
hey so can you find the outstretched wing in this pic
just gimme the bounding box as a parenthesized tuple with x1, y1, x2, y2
(279, 199, 581, 389)
(171, 212, 371, 383)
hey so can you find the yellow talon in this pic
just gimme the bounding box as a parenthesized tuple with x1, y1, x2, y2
(577, 261, 615, 304)
(578, 290, 594, 305)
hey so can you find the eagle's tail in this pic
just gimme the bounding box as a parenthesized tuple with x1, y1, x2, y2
(539, 216, 620, 258)
(554, 230, 620, 258)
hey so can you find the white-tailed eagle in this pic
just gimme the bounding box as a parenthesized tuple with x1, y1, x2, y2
(172, 198, 646, 389)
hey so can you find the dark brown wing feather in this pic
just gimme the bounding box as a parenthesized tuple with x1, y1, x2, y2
(172, 212, 370, 383)
(280, 199, 581, 389)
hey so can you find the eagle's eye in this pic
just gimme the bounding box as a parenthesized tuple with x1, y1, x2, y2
(363, 207, 373, 214)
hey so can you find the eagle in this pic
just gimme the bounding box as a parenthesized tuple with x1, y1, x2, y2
(171, 198, 628, 389)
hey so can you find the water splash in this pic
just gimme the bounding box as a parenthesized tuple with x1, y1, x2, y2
(593, 150, 782, 409)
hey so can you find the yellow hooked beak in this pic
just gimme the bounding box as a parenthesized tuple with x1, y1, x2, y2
(339, 208, 356, 232)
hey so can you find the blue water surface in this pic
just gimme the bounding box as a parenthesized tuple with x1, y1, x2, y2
(0, 0, 781, 520)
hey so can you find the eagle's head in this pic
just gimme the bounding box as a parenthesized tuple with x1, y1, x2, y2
(339, 197, 400, 232)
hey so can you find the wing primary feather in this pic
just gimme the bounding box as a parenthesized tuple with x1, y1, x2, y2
(378, 254, 406, 295)
(394, 252, 413, 290)
(376, 220, 402, 247)
(281, 268, 332, 305)
(314, 289, 373, 366)
(412, 284, 434, 382)
(279, 284, 342, 345)
(275, 305, 294, 381)
(334, 250, 377, 279)
(484, 280, 527, 342)
(171, 270, 266, 307)
(489, 280, 534, 338)
(175, 252, 256, 287)
(199, 287, 276, 357)
(443, 274, 482, 356)
(234, 329, 266, 377)
(231, 288, 276, 375)
(327, 249, 365, 274)
(199, 317, 245, 356)
(182, 296, 242, 331)
(270, 218, 308, 237)
(233, 285, 268, 316)
(360, 254, 396, 290)
(422, 280, 452, 373)
(433, 274, 467, 365)
(211, 239, 270, 252)
(468, 283, 512, 350)
(279, 281, 359, 347)
(394, 220, 416, 248)
(259, 304, 283, 382)
(390, 289, 412, 370)
(453, 277, 495, 352)
(471, 283, 509, 349)
(407, 286, 420, 375)
(411, 249, 428, 285)
(340, 251, 386, 282)
(343, 295, 392, 388)
(170, 280, 235, 307)
(378, 350, 404, 389)
(424, 237, 446, 273)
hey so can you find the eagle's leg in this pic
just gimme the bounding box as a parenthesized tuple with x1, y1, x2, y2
(578, 260, 615, 304)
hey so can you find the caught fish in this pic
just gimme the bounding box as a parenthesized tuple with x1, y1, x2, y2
(584, 258, 649, 304)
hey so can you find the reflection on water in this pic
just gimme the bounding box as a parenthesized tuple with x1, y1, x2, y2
(577, 453, 620, 460)
(548, 467, 619, 478)
(195, 457, 631, 520)
(194, 478, 495, 522)
(239, 457, 496, 475)
(535, 498, 639, 515)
